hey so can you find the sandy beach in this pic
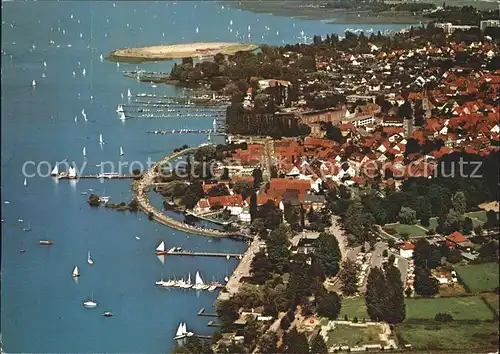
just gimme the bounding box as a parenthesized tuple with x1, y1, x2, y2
(108, 42, 259, 62)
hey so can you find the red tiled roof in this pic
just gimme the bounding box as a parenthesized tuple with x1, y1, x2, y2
(446, 231, 467, 244)
(207, 194, 244, 207)
(400, 241, 416, 250)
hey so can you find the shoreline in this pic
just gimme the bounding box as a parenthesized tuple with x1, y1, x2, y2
(134, 147, 252, 240)
(108, 42, 259, 62)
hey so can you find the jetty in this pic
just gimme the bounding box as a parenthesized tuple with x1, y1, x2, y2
(160, 250, 243, 258)
(198, 308, 219, 317)
(134, 147, 253, 239)
(57, 173, 134, 180)
(147, 129, 226, 135)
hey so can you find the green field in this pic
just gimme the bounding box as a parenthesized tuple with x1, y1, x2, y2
(405, 297, 495, 321)
(397, 322, 499, 350)
(325, 324, 385, 348)
(482, 293, 499, 316)
(342, 296, 495, 321)
(465, 211, 488, 224)
(455, 263, 500, 293)
(340, 298, 369, 320)
(384, 223, 427, 237)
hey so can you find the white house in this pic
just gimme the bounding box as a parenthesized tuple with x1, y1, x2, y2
(400, 241, 415, 259)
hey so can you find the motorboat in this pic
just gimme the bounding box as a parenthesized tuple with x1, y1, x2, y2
(103, 312, 113, 317)
(39, 240, 53, 246)
(87, 251, 94, 265)
(83, 293, 97, 309)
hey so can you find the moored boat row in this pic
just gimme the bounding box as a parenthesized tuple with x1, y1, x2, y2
(155, 271, 221, 292)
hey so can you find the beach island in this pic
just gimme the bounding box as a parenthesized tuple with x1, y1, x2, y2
(108, 42, 259, 62)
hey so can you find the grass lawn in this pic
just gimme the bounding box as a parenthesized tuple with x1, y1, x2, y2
(384, 223, 427, 237)
(340, 297, 369, 320)
(455, 263, 500, 293)
(397, 322, 499, 350)
(405, 296, 495, 321)
(342, 296, 495, 322)
(482, 293, 499, 316)
(465, 210, 487, 223)
(325, 324, 384, 348)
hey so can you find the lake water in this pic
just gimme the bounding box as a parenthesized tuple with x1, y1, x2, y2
(0, 1, 408, 352)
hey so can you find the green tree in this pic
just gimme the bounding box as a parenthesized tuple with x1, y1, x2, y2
(365, 267, 386, 322)
(344, 201, 365, 241)
(258, 331, 279, 354)
(398, 206, 417, 224)
(413, 267, 439, 297)
(265, 224, 291, 273)
(314, 232, 341, 277)
(462, 217, 474, 235)
(310, 334, 328, 354)
(282, 327, 309, 354)
(447, 248, 463, 264)
(384, 265, 406, 323)
(216, 299, 239, 330)
(340, 259, 358, 296)
(243, 318, 260, 346)
(451, 191, 467, 216)
(413, 239, 441, 269)
(316, 291, 342, 320)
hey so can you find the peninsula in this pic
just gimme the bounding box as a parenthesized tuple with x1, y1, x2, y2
(107, 42, 258, 62)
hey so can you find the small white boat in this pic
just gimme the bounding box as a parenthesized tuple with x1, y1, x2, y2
(82, 147, 87, 157)
(83, 293, 97, 308)
(192, 271, 205, 290)
(68, 166, 77, 179)
(74, 116, 78, 123)
(43, 60, 47, 67)
(24, 178, 27, 187)
(51, 164, 59, 176)
(135, 236, 140, 240)
(98, 134, 104, 144)
(119, 112, 126, 121)
(224, 276, 229, 283)
(196, 26, 199, 34)
(116, 104, 124, 113)
(31, 79, 36, 87)
(174, 322, 194, 340)
(87, 251, 94, 265)
(127, 89, 131, 98)
(72, 266, 80, 277)
(155, 241, 165, 255)
(116, 62, 120, 68)
(103, 311, 113, 317)
(208, 284, 217, 292)
(226, 254, 230, 260)
(99, 54, 104, 62)
(120, 147, 124, 156)
(82, 68, 86, 76)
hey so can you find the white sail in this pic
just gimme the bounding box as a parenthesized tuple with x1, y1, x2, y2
(43, 61, 47, 67)
(51, 164, 59, 176)
(68, 166, 76, 178)
(32, 79, 36, 87)
(213, 118, 217, 132)
(181, 323, 187, 335)
(116, 104, 123, 113)
(156, 241, 165, 252)
(87, 251, 94, 265)
(120, 147, 124, 156)
(187, 273, 191, 285)
(75, 116, 78, 123)
(99, 134, 103, 144)
(72, 266, 79, 277)
(82, 68, 86, 76)
(127, 89, 131, 98)
(83, 147, 87, 157)
(81, 108, 85, 116)
(195, 271, 204, 285)
(24, 178, 27, 187)
(175, 322, 184, 336)
(99, 54, 103, 62)
(119, 112, 126, 121)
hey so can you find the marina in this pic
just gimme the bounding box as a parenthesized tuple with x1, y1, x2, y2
(147, 129, 226, 135)
(56, 173, 135, 180)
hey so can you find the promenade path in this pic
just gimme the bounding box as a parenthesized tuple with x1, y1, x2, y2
(134, 147, 253, 239)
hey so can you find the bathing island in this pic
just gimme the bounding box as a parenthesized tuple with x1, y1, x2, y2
(108, 42, 259, 62)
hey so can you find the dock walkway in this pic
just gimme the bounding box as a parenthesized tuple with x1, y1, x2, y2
(161, 250, 242, 258)
(134, 147, 253, 239)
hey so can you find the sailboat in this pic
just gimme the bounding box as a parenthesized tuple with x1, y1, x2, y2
(82, 68, 86, 76)
(32, 79, 36, 87)
(155, 270, 166, 287)
(116, 104, 124, 113)
(83, 147, 87, 157)
(127, 89, 132, 98)
(174, 322, 194, 340)
(87, 251, 94, 265)
(98, 134, 104, 144)
(119, 112, 126, 121)
(183, 273, 192, 289)
(120, 147, 124, 156)
(51, 163, 59, 176)
(74, 116, 78, 123)
(83, 292, 97, 308)
(213, 118, 217, 132)
(68, 166, 77, 179)
(24, 178, 27, 187)
(23, 221, 32, 232)
(154, 241, 166, 255)
(193, 271, 206, 290)
(72, 266, 80, 277)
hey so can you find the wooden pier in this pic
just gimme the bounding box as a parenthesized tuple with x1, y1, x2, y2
(207, 321, 221, 327)
(198, 308, 219, 317)
(57, 174, 135, 180)
(156, 250, 243, 258)
(146, 130, 226, 136)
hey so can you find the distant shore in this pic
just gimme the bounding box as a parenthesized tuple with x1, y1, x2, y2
(108, 42, 259, 62)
